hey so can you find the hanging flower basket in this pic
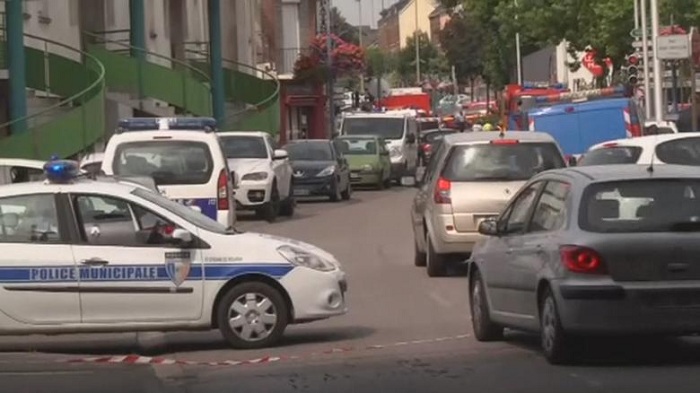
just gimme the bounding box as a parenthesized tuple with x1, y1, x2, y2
(293, 34, 365, 82)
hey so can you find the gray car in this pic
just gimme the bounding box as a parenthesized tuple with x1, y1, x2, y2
(411, 131, 566, 277)
(468, 164, 700, 364)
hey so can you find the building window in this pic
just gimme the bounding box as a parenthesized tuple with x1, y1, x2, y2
(38, 0, 52, 24)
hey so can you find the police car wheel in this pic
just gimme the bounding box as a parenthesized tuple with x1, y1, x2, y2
(217, 281, 289, 349)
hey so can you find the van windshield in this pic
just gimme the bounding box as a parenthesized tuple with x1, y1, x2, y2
(342, 117, 405, 140)
(442, 142, 565, 182)
(113, 141, 213, 185)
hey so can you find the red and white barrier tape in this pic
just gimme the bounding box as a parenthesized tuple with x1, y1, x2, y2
(64, 334, 471, 367)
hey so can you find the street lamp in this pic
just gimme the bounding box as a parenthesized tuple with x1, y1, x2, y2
(514, 0, 522, 85)
(414, 0, 421, 85)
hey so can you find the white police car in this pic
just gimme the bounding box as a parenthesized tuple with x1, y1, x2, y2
(0, 160, 348, 348)
(101, 117, 236, 228)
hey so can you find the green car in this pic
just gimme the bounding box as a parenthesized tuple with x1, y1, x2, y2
(335, 135, 392, 189)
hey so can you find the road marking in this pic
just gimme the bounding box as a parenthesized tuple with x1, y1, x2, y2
(0, 370, 94, 376)
(61, 334, 471, 368)
(428, 292, 453, 308)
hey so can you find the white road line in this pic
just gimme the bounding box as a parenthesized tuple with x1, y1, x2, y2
(428, 291, 452, 308)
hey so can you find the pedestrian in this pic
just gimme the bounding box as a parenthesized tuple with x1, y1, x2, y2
(456, 111, 466, 132)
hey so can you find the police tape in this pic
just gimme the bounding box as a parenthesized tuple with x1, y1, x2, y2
(63, 334, 471, 367)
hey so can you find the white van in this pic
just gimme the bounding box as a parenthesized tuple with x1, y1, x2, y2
(339, 112, 419, 183)
(101, 117, 236, 228)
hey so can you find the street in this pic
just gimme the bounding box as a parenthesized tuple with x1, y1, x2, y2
(2, 188, 700, 393)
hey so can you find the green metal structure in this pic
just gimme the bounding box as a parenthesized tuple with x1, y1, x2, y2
(0, 27, 106, 159)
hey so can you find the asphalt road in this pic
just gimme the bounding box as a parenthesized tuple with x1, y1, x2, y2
(3, 187, 700, 393)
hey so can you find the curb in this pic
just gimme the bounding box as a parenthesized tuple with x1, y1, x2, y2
(64, 334, 471, 367)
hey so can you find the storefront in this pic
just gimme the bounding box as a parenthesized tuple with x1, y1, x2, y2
(278, 82, 328, 145)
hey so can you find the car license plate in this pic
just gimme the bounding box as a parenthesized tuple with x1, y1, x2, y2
(350, 173, 360, 179)
(294, 189, 311, 196)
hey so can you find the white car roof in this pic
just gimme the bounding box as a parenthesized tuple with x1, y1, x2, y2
(343, 112, 409, 119)
(108, 130, 220, 143)
(0, 158, 45, 169)
(0, 178, 137, 198)
(588, 132, 700, 151)
(217, 131, 268, 138)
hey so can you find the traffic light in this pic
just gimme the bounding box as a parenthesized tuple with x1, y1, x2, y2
(627, 54, 640, 86)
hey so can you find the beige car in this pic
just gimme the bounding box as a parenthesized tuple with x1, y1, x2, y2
(411, 131, 567, 277)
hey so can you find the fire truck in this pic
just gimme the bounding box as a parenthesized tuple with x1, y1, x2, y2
(377, 88, 432, 114)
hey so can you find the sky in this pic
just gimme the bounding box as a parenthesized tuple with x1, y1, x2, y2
(335, 0, 403, 29)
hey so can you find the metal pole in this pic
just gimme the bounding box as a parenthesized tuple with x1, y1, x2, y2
(634, 0, 640, 29)
(6, 0, 27, 133)
(327, 0, 335, 137)
(208, 0, 226, 127)
(650, 0, 664, 121)
(692, 69, 698, 131)
(671, 61, 679, 113)
(358, 0, 364, 92)
(640, 0, 652, 119)
(514, 0, 522, 84)
(129, 0, 146, 61)
(414, 0, 420, 85)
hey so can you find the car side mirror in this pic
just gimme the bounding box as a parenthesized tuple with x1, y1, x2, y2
(406, 134, 416, 144)
(171, 228, 193, 245)
(273, 149, 289, 160)
(567, 155, 578, 167)
(478, 218, 499, 236)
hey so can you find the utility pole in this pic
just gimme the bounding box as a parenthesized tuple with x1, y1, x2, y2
(650, 0, 664, 121)
(358, 0, 364, 92)
(414, 0, 420, 85)
(514, 0, 522, 85)
(326, 0, 336, 138)
(640, 0, 652, 119)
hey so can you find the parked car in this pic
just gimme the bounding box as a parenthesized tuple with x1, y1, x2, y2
(0, 159, 46, 185)
(580, 132, 700, 167)
(283, 139, 352, 201)
(335, 135, 392, 189)
(411, 131, 566, 277)
(418, 128, 458, 166)
(218, 131, 294, 222)
(469, 164, 700, 364)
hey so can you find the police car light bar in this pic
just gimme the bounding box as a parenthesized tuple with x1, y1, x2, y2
(116, 117, 217, 133)
(44, 158, 80, 184)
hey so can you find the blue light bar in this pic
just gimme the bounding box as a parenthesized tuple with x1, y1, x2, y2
(116, 117, 218, 133)
(43, 159, 80, 184)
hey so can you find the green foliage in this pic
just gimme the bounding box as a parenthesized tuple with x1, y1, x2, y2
(397, 31, 446, 83)
(439, 11, 484, 82)
(331, 7, 359, 45)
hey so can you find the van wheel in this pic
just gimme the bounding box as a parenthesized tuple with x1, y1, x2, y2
(217, 281, 289, 349)
(426, 233, 447, 277)
(257, 183, 280, 222)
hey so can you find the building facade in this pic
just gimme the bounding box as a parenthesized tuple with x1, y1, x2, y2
(377, 0, 407, 53)
(428, 5, 450, 48)
(397, 0, 437, 49)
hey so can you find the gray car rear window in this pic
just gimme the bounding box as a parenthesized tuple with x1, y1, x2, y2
(655, 137, 700, 166)
(441, 142, 565, 182)
(580, 179, 700, 233)
(579, 146, 642, 166)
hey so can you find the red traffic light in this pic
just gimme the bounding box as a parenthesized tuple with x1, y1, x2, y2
(628, 55, 640, 65)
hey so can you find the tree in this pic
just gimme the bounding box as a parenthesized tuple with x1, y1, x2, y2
(331, 7, 359, 45)
(397, 31, 445, 84)
(439, 11, 485, 84)
(293, 34, 365, 81)
(365, 46, 396, 78)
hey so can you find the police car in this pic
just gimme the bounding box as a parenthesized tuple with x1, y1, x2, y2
(101, 117, 236, 228)
(0, 160, 348, 348)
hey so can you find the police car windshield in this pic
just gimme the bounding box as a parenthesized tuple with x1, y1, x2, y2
(113, 142, 213, 185)
(132, 188, 231, 235)
(342, 117, 405, 140)
(219, 136, 269, 159)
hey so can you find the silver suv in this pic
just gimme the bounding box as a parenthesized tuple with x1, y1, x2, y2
(411, 131, 566, 277)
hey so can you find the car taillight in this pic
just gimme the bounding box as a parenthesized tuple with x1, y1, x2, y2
(560, 245, 606, 274)
(434, 176, 451, 204)
(217, 169, 229, 210)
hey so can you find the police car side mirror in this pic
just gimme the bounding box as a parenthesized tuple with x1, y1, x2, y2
(171, 228, 192, 245)
(273, 149, 289, 160)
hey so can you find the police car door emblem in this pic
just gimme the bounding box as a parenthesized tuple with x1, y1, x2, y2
(165, 251, 191, 287)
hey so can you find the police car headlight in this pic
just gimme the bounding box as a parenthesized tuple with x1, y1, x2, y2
(277, 245, 337, 272)
(316, 166, 335, 177)
(361, 164, 374, 173)
(390, 147, 402, 158)
(242, 171, 268, 181)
